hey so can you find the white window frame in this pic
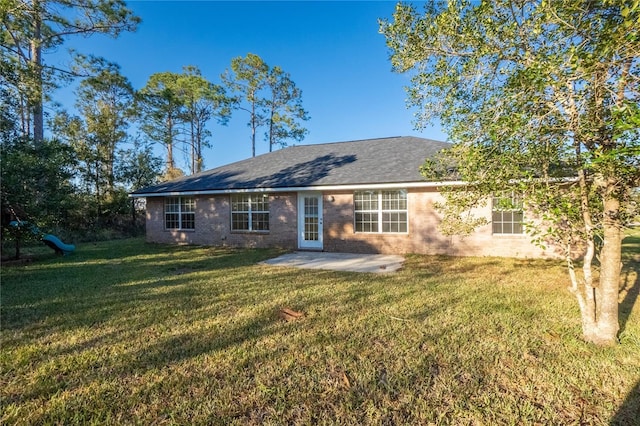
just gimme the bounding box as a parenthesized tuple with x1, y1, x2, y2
(492, 192, 524, 235)
(354, 190, 408, 234)
(231, 193, 270, 232)
(164, 196, 195, 230)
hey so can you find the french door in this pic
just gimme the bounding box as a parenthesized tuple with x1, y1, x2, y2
(297, 192, 323, 250)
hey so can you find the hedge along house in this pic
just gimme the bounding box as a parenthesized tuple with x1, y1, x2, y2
(131, 136, 559, 258)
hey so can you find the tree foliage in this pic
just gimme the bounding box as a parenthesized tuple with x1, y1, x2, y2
(222, 53, 310, 156)
(176, 66, 232, 174)
(138, 71, 183, 176)
(0, 0, 145, 250)
(115, 142, 162, 191)
(381, 0, 640, 345)
(75, 64, 136, 192)
(0, 0, 140, 142)
(222, 53, 269, 158)
(51, 64, 140, 222)
(138, 67, 230, 177)
(263, 65, 309, 152)
(0, 137, 77, 232)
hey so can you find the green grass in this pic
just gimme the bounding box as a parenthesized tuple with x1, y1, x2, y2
(1, 235, 639, 425)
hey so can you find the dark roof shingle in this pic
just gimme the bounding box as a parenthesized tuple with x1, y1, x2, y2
(132, 136, 450, 195)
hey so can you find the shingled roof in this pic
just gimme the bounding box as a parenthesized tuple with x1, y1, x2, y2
(132, 136, 451, 196)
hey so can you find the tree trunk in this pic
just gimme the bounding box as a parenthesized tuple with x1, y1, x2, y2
(166, 142, 174, 171)
(189, 105, 196, 174)
(19, 92, 30, 137)
(166, 114, 174, 171)
(95, 159, 102, 222)
(569, 159, 621, 345)
(131, 197, 136, 230)
(268, 107, 274, 152)
(106, 105, 117, 192)
(582, 185, 621, 345)
(195, 122, 203, 173)
(14, 236, 21, 260)
(251, 98, 256, 157)
(30, 0, 44, 144)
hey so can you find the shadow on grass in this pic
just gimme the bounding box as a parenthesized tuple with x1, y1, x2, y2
(0, 239, 283, 332)
(6, 305, 285, 410)
(3, 237, 638, 424)
(122, 313, 279, 373)
(619, 232, 640, 335)
(611, 378, 640, 426)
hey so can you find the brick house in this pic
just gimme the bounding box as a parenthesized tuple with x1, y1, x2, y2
(131, 136, 558, 258)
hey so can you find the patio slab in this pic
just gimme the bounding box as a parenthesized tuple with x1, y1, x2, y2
(262, 251, 405, 273)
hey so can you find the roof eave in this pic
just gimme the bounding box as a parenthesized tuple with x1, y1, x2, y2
(130, 180, 469, 198)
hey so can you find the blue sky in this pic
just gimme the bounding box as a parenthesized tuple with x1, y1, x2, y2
(50, 1, 446, 171)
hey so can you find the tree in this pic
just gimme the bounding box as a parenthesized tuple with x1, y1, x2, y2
(0, 42, 38, 138)
(222, 53, 309, 157)
(138, 72, 184, 179)
(0, 0, 140, 143)
(0, 70, 21, 140)
(115, 141, 162, 228)
(177, 66, 232, 174)
(75, 64, 136, 192)
(222, 53, 269, 157)
(381, 0, 640, 345)
(0, 137, 77, 237)
(115, 142, 162, 191)
(138, 68, 230, 177)
(263, 66, 309, 152)
(52, 65, 135, 222)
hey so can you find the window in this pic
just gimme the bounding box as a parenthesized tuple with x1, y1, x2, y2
(165, 197, 195, 230)
(231, 194, 269, 231)
(354, 190, 408, 233)
(492, 193, 524, 234)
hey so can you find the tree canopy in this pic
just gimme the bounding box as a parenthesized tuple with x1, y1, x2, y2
(222, 53, 309, 157)
(176, 66, 232, 174)
(138, 67, 231, 178)
(1, 0, 140, 142)
(1, 0, 148, 246)
(381, 0, 640, 345)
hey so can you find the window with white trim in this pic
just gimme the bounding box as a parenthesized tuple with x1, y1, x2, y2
(231, 194, 270, 231)
(492, 193, 524, 234)
(165, 197, 195, 230)
(354, 190, 408, 233)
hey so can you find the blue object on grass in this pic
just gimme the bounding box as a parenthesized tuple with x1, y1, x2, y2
(42, 234, 75, 255)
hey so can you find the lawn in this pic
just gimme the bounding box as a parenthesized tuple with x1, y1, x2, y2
(1, 234, 639, 425)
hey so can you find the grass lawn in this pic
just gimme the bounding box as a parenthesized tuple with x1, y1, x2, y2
(2, 233, 639, 425)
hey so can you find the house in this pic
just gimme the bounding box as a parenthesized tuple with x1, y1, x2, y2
(131, 136, 557, 258)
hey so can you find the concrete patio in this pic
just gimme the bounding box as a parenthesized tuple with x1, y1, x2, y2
(261, 251, 405, 273)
